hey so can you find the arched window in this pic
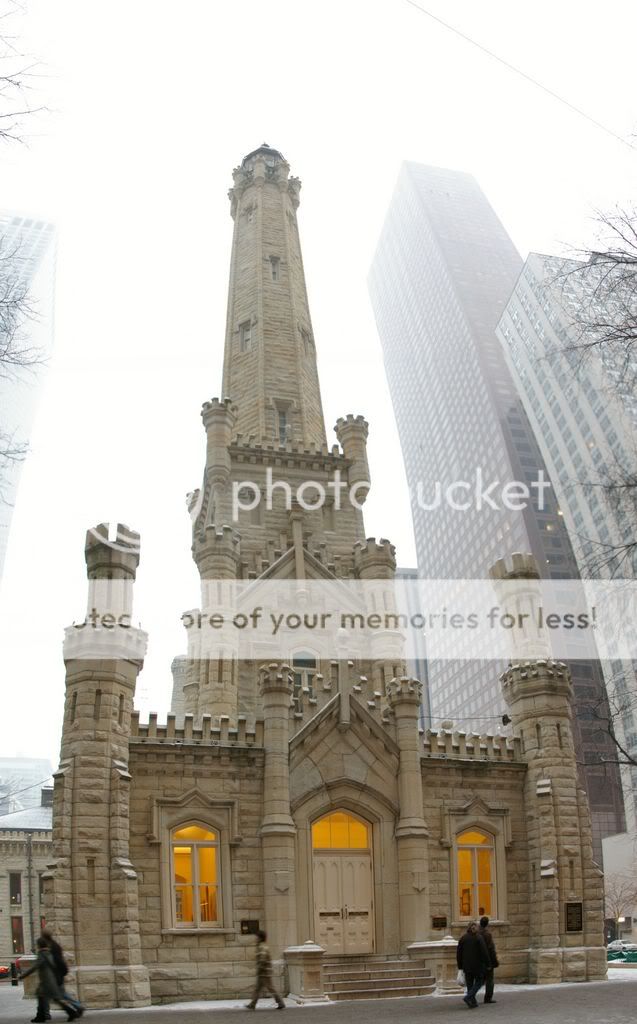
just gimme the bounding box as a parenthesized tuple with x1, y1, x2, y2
(312, 811, 370, 850)
(456, 829, 495, 919)
(171, 824, 220, 928)
(293, 651, 317, 699)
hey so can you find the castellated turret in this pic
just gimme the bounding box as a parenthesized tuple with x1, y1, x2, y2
(491, 553, 605, 984)
(50, 523, 150, 1008)
(335, 414, 370, 506)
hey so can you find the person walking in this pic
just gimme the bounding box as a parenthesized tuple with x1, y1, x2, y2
(245, 930, 285, 1010)
(479, 915, 499, 1004)
(41, 929, 84, 1019)
(457, 921, 491, 1009)
(19, 937, 80, 1022)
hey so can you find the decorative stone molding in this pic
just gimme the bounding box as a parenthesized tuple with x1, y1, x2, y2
(147, 787, 242, 845)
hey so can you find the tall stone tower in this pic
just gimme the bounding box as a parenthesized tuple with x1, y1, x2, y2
(182, 145, 390, 725)
(223, 145, 326, 447)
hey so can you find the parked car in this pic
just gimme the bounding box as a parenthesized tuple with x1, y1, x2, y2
(608, 939, 637, 951)
(0, 964, 10, 980)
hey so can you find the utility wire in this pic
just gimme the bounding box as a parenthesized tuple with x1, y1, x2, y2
(0, 775, 53, 801)
(402, 0, 636, 151)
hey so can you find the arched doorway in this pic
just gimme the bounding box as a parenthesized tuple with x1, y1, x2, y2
(311, 810, 374, 955)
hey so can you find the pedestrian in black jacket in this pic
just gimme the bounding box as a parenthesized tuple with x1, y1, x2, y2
(41, 930, 84, 1019)
(479, 915, 499, 1003)
(19, 938, 80, 1022)
(456, 921, 491, 1009)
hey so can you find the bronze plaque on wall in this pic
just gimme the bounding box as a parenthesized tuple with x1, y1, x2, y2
(432, 915, 448, 929)
(565, 902, 583, 932)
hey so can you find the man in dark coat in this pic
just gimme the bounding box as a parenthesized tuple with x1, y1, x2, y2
(479, 915, 499, 1003)
(41, 929, 84, 1019)
(456, 921, 491, 1008)
(19, 937, 80, 1022)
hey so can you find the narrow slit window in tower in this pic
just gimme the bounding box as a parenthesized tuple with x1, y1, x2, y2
(270, 256, 280, 281)
(239, 321, 252, 352)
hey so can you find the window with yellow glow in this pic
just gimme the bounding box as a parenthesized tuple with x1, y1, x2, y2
(171, 824, 220, 928)
(456, 829, 495, 920)
(312, 811, 370, 850)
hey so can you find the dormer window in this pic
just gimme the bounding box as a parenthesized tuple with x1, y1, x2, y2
(270, 256, 280, 282)
(239, 321, 252, 352)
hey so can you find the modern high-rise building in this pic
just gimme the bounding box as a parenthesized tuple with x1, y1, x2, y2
(0, 212, 56, 578)
(368, 162, 625, 859)
(496, 251, 637, 831)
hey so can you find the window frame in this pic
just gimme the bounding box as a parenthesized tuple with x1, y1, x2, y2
(11, 915, 24, 954)
(171, 822, 221, 930)
(9, 872, 22, 907)
(153, 796, 237, 936)
(455, 828, 496, 921)
(447, 812, 508, 927)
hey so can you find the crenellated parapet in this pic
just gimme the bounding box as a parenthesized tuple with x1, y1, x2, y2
(422, 728, 523, 762)
(500, 658, 574, 708)
(194, 523, 241, 579)
(490, 551, 540, 580)
(259, 661, 295, 698)
(354, 536, 396, 578)
(131, 710, 264, 748)
(387, 675, 422, 708)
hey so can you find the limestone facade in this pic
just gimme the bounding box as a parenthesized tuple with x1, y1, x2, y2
(0, 797, 52, 961)
(45, 147, 606, 1007)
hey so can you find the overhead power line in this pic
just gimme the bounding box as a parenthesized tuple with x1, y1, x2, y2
(402, 0, 636, 151)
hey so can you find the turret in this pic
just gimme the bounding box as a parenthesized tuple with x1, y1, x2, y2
(335, 414, 370, 506)
(490, 553, 605, 984)
(50, 523, 150, 1008)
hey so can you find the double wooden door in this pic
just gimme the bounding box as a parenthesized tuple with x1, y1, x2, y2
(313, 850, 374, 955)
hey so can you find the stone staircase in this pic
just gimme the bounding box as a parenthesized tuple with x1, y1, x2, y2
(323, 954, 435, 1001)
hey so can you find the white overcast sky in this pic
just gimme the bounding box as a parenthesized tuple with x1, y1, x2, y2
(0, 0, 635, 771)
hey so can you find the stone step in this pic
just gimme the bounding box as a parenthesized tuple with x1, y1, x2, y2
(326, 976, 433, 993)
(324, 953, 409, 964)
(325, 967, 432, 983)
(328, 984, 435, 1001)
(324, 958, 412, 973)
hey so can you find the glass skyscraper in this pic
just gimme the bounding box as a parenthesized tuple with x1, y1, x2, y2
(368, 163, 624, 859)
(497, 251, 637, 831)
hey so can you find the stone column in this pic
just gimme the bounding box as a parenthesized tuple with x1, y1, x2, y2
(387, 676, 430, 947)
(259, 663, 297, 967)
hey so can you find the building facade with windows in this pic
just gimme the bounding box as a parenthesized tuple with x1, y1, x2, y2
(0, 789, 53, 961)
(367, 163, 625, 861)
(496, 251, 637, 832)
(46, 148, 606, 1009)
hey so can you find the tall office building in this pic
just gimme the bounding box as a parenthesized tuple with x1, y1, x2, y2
(496, 251, 637, 830)
(368, 163, 625, 858)
(0, 212, 56, 578)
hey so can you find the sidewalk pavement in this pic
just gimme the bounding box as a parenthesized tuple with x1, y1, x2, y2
(1, 970, 636, 1024)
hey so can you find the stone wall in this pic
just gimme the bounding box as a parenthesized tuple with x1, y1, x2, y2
(129, 741, 267, 1004)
